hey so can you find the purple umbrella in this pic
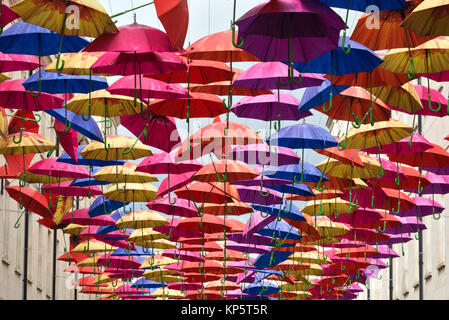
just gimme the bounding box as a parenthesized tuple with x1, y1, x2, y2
(366, 234, 413, 246)
(371, 245, 399, 260)
(235, 185, 284, 205)
(230, 93, 310, 122)
(419, 173, 449, 195)
(235, 0, 345, 63)
(227, 232, 276, 246)
(229, 144, 301, 166)
(231, 176, 291, 188)
(384, 216, 427, 234)
(397, 196, 444, 218)
(244, 213, 276, 236)
(234, 61, 325, 90)
(225, 241, 271, 255)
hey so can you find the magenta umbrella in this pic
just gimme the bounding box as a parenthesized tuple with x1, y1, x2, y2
(366, 234, 413, 246)
(79, 226, 130, 240)
(234, 61, 325, 90)
(412, 84, 449, 117)
(231, 176, 291, 188)
(365, 159, 407, 184)
(120, 114, 181, 153)
(229, 144, 301, 166)
(107, 76, 189, 101)
(0, 3, 18, 28)
(155, 171, 196, 198)
(235, 0, 345, 63)
(330, 207, 384, 228)
(0, 79, 65, 110)
(154, 218, 202, 242)
(61, 209, 115, 226)
(225, 241, 271, 255)
(235, 185, 284, 205)
(397, 196, 444, 218)
(42, 181, 102, 197)
(97, 255, 143, 270)
(371, 245, 400, 260)
(384, 216, 427, 234)
(137, 152, 203, 175)
(244, 213, 276, 236)
(28, 157, 90, 179)
(362, 133, 433, 154)
(230, 93, 311, 121)
(419, 173, 449, 195)
(146, 197, 198, 218)
(0, 52, 41, 72)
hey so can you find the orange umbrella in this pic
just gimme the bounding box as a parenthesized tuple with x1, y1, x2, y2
(286, 189, 344, 201)
(174, 181, 234, 204)
(202, 199, 253, 216)
(314, 147, 365, 168)
(318, 87, 391, 124)
(182, 30, 261, 62)
(176, 214, 235, 234)
(351, 0, 433, 50)
(205, 250, 247, 262)
(149, 92, 227, 119)
(154, 0, 189, 50)
(192, 159, 259, 183)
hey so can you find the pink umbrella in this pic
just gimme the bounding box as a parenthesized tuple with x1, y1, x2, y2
(79, 226, 130, 241)
(168, 282, 202, 291)
(384, 216, 427, 234)
(330, 207, 383, 228)
(371, 245, 400, 260)
(0, 52, 41, 72)
(28, 157, 90, 179)
(229, 143, 301, 166)
(414, 84, 449, 117)
(224, 241, 271, 255)
(0, 3, 18, 29)
(90, 51, 187, 76)
(233, 61, 325, 90)
(106, 269, 144, 279)
(0, 79, 65, 110)
(42, 181, 102, 197)
(365, 158, 407, 184)
(146, 197, 198, 218)
(362, 133, 433, 154)
(61, 209, 115, 226)
(155, 171, 196, 198)
(98, 255, 143, 270)
(120, 114, 181, 153)
(107, 75, 188, 101)
(397, 196, 444, 218)
(54, 120, 78, 163)
(235, 185, 284, 205)
(137, 152, 203, 175)
(161, 249, 204, 262)
(102, 239, 136, 251)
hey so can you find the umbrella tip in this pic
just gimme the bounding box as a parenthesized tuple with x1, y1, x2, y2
(134, 13, 137, 24)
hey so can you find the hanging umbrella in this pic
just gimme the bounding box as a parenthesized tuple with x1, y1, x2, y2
(45, 51, 106, 75)
(7, 109, 39, 136)
(396, 197, 444, 218)
(400, 0, 449, 36)
(0, 132, 54, 155)
(61, 209, 115, 226)
(103, 183, 158, 203)
(0, 52, 41, 72)
(229, 144, 301, 167)
(362, 133, 433, 154)
(120, 114, 181, 153)
(42, 180, 103, 197)
(263, 162, 329, 183)
(57, 145, 125, 167)
(155, 171, 196, 198)
(146, 197, 198, 218)
(53, 120, 78, 163)
(5, 186, 52, 220)
(0, 2, 18, 31)
(192, 159, 259, 183)
(411, 84, 449, 117)
(153, 0, 188, 50)
(115, 210, 168, 229)
(80, 136, 152, 161)
(27, 157, 90, 179)
(94, 162, 158, 184)
(388, 144, 449, 169)
(299, 80, 350, 113)
(235, 0, 345, 62)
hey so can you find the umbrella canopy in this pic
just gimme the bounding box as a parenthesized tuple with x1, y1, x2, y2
(0, 52, 41, 73)
(5, 186, 52, 219)
(230, 144, 301, 166)
(400, 0, 449, 36)
(81, 136, 152, 161)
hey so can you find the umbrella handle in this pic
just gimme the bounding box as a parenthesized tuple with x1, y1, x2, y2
(122, 125, 148, 155)
(259, 176, 270, 198)
(281, 198, 293, 216)
(9, 113, 41, 123)
(30, 77, 42, 98)
(407, 56, 416, 80)
(231, 20, 244, 48)
(391, 198, 400, 215)
(14, 211, 25, 229)
(140, 100, 151, 120)
(12, 126, 23, 144)
(377, 218, 387, 233)
(341, 30, 351, 55)
(293, 172, 304, 184)
(259, 209, 270, 218)
(123, 204, 132, 214)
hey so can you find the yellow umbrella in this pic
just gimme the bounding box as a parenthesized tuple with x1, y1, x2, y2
(289, 263, 324, 277)
(17, 171, 72, 184)
(0, 73, 9, 84)
(45, 52, 107, 75)
(63, 223, 87, 236)
(314, 217, 351, 239)
(150, 288, 185, 299)
(128, 228, 165, 245)
(65, 90, 146, 118)
(143, 269, 179, 282)
(52, 196, 74, 225)
(279, 281, 315, 292)
(71, 239, 117, 253)
(289, 251, 332, 265)
(302, 198, 358, 217)
(372, 82, 423, 114)
(0, 132, 55, 155)
(139, 256, 177, 269)
(0, 107, 7, 139)
(279, 291, 313, 300)
(103, 183, 158, 202)
(341, 120, 413, 150)
(401, 0, 449, 36)
(12, 0, 117, 37)
(94, 162, 158, 184)
(115, 210, 168, 229)
(93, 274, 113, 285)
(316, 157, 381, 179)
(137, 238, 176, 250)
(305, 177, 368, 191)
(81, 135, 152, 161)
(76, 256, 101, 267)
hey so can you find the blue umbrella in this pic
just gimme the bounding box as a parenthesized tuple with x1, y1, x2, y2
(265, 182, 314, 198)
(0, 22, 89, 96)
(112, 246, 154, 257)
(70, 167, 110, 187)
(23, 69, 108, 94)
(252, 201, 306, 222)
(45, 110, 104, 143)
(252, 251, 292, 269)
(263, 162, 328, 183)
(88, 196, 128, 218)
(318, 0, 405, 11)
(243, 280, 279, 296)
(57, 145, 125, 166)
(257, 220, 302, 242)
(299, 80, 350, 113)
(132, 278, 165, 289)
(267, 123, 339, 150)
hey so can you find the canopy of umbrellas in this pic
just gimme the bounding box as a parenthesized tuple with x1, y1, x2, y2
(1, 0, 449, 300)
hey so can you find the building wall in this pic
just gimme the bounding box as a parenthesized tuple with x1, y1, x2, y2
(0, 0, 94, 300)
(326, 81, 449, 300)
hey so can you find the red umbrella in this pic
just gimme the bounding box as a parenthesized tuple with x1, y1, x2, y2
(155, 171, 196, 198)
(154, 0, 189, 50)
(0, 52, 41, 72)
(146, 58, 236, 84)
(5, 186, 52, 219)
(174, 182, 236, 204)
(146, 197, 198, 218)
(54, 120, 78, 163)
(0, 154, 34, 179)
(120, 114, 181, 153)
(28, 157, 90, 179)
(97, 255, 142, 269)
(180, 241, 223, 253)
(0, 79, 65, 110)
(8, 109, 39, 135)
(149, 92, 227, 119)
(61, 209, 115, 226)
(177, 214, 235, 234)
(387, 144, 449, 169)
